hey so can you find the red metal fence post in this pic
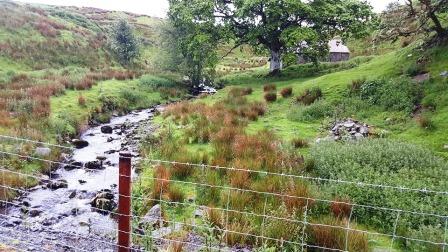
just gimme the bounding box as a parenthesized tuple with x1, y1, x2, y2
(118, 152, 132, 252)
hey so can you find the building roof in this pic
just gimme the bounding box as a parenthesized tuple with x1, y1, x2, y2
(329, 39, 350, 53)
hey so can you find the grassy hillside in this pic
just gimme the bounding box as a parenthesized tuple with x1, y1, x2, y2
(133, 42, 448, 251)
(216, 44, 448, 157)
(0, 1, 188, 202)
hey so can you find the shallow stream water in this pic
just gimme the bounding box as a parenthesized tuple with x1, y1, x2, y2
(0, 107, 159, 251)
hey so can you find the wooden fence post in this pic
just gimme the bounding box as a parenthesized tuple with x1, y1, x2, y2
(118, 152, 132, 252)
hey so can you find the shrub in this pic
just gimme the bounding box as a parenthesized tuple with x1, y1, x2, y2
(0, 111, 13, 127)
(405, 225, 446, 252)
(264, 92, 277, 103)
(229, 87, 252, 97)
(229, 170, 250, 189)
(415, 114, 434, 130)
(250, 102, 266, 116)
(308, 216, 368, 252)
(171, 157, 195, 179)
(291, 138, 308, 149)
(280, 87, 293, 98)
(377, 78, 422, 113)
(78, 94, 86, 106)
(358, 78, 422, 113)
(120, 89, 141, 104)
(330, 197, 352, 219)
(151, 165, 171, 200)
(168, 185, 185, 203)
(283, 182, 311, 213)
(288, 99, 334, 122)
(264, 205, 302, 248)
(139, 75, 177, 90)
(263, 84, 276, 92)
(348, 78, 366, 95)
(311, 139, 448, 232)
(404, 63, 426, 77)
(75, 77, 95, 90)
(296, 87, 322, 105)
(224, 220, 254, 246)
(205, 207, 224, 229)
(196, 171, 221, 206)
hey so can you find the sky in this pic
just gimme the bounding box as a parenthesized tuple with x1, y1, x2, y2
(16, 0, 395, 18)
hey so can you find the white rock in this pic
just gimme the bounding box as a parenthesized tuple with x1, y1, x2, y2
(35, 147, 51, 157)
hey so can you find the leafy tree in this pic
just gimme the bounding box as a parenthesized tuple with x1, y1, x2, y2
(379, 0, 447, 42)
(168, 1, 223, 90)
(110, 20, 140, 66)
(169, 0, 374, 75)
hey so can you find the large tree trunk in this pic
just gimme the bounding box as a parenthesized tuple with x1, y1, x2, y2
(269, 49, 282, 75)
(422, 0, 446, 38)
(428, 11, 446, 38)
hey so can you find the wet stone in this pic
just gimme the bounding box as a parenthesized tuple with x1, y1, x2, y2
(72, 139, 89, 149)
(64, 161, 83, 171)
(100, 126, 113, 134)
(47, 179, 68, 190)
(68, 190, 77, 199)
(85, 161, 103, 170)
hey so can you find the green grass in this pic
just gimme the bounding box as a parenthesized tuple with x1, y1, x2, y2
(51, 79, 164, 123)
(209, 44, 448, 157)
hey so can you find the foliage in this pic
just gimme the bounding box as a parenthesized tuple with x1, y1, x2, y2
(311, 139, 448, 232)
(378, 0, 448, 42)
(288, 99, 334, 122)
(308, 216, 368, 252)
(296, 87, 323, 105)
(264, 92, 277, 103)
(169, 0, 374, 74)
(352, 77, 422, 114)
(139, 74, 178, 90)
(109, 20, 140, 66)
(280, 87, 293, 98)
(167, 2, 222, 88)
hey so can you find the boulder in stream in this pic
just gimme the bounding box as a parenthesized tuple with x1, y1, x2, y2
(85, 161, 103, 170)
(47, 179, 68, 190)
(64, 161, 83, 171)
(72, 139, 89, 149)
(101, 126, 113, 134)
(90, 189, 116, 214)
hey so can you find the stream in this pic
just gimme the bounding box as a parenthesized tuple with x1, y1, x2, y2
(0, 107, 161, 251)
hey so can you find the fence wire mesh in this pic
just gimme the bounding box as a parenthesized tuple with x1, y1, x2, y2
(0, 134, 447, 251)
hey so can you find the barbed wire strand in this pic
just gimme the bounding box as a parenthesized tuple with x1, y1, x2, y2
(0, 149, 447, 249)
(0, 165, 446, 222)
(143, 159, 448, 195)
(1, 134, 447, 196)
(0, 134, 74, 150)
(0, 182, 446, 250)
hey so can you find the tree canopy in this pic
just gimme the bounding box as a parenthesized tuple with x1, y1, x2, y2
(379, 0, 448, 43)
(169, 0, 374, 76)
(110, 20, 140, 66)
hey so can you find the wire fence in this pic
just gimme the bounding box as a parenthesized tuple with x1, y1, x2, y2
(0, 134, 447, 251)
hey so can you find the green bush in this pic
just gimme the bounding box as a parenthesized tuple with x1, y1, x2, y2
(356, 78, 422, 114)
(120, 89, 143, 104)
(139, 75, 177, 90)
(404, 63, 426, 77)
(288, 99, 334, 122)
(296, 87, 322, 105)
(404, 225, 447, 252)
(310, 139, 448, 233)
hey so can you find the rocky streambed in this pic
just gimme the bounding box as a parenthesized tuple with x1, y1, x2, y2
(0, 107, 161, 251)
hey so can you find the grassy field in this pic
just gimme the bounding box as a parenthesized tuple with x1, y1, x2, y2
(208, 44, 448, 157)
(132, 42, 448, 251)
